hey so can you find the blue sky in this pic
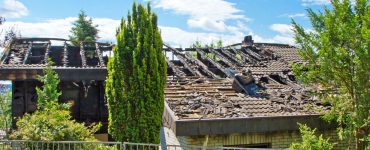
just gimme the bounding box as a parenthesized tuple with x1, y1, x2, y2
(0, 0, 330, 47)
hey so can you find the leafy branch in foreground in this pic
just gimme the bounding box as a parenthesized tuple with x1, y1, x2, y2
(292, 0, 369, 149)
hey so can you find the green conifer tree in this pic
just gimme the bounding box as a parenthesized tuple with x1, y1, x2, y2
(69, 11, 99, 46)
(106, 2, 167, 143)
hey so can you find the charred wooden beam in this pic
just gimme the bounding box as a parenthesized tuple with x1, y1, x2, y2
(80, 42, 87, 67)
(219, 47, 244, 67)
(166, 59, 186, 77)
(22, 42, 33, 64)
(184, 52, 220, 79)
(164, 44, 202, 77)
(195, 48, 227, 76)
(62, 41, 69, 67)
(0, 68, 107, 80)
(95, 43, 105, 67)
(165, 44, 220, 78)
(208, 47, 236, 69)
(231, 47, 256, 64)
(242, 47, 263, 61)
(44, 41, 51, 64)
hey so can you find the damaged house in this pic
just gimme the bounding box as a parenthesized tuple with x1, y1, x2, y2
(0, 36, 349, 148)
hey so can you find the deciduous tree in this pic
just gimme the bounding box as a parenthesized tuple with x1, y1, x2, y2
(292, 0, 369, 149)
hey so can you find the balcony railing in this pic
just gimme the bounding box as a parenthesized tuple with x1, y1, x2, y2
(0, 140, 278, 150)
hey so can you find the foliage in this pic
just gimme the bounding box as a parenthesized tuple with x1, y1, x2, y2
(194, 40, 202, 48)
(291, 0, 369, 149)
(69, 11, 99, 46)
(106, 2, 167, 143)
(35, 60, 63, 110)
(217, 39, 223, 48)
(210, 42, 215, 49)
(290, 123, 334, 150)
(0, 91, 11, 137)
(10, 108, 99, 141)
(11, 61, 100, 141)
(0, 17, 19, 48)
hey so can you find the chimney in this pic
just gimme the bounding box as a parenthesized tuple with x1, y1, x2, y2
(242, 35, 253, 47)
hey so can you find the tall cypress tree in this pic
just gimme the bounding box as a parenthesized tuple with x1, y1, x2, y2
(106, 2, 167, 143)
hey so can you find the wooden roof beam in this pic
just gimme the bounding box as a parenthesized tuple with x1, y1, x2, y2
(62, 41, 68, 67)
(208, 47, 236, 69)
(95, 43, 105, 67)
(22, 42, 33, 64)
(44, 41, 51, 65)
(80, 42, 87, 67)
(184, 52, 220, 79)
(166, 59, 186, 77)
(219, 47, 244, 67)
(195, 48, 227, 77)
(164, 44, 202, 77)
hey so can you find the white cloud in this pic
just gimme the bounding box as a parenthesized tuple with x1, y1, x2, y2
(280, 13, 306, 18)
(159, 26, 245, 47)
(153, 0, 250, 33)
(302, 0, 330, 6)
(0, 17, 245, 47)
(267, 24, 295, 45)
(270, 24, 294, 36)
(289, 13, 306, 18)
(0, 17, 120, 42)
(0, 0, 29, 18)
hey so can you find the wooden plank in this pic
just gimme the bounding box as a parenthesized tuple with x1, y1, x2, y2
(22, 42, 33, 64)
(44, 41, 51, 64)
(80, 42, 87, 67)
(95, 43, 106, 67)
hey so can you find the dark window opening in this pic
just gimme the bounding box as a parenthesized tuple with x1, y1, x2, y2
(224, 143, 271, 149)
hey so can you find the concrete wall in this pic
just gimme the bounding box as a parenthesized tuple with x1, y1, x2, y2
(177, 130, 354, 150)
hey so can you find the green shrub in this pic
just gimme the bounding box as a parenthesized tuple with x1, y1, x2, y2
(290, 123, 334, 150)
(10, 108, 100, 141)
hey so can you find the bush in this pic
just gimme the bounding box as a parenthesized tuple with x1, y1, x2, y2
(290, 123, 334, 150)
(10, 107, 100, 141)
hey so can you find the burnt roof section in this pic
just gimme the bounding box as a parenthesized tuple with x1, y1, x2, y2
(163, 41, 328, 119)
(0, 38, 112, 68)
(0, 38, 112, 80)
(162, 36, 332, 135)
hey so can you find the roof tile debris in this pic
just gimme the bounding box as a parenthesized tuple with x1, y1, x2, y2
(163, 36, 329, 120)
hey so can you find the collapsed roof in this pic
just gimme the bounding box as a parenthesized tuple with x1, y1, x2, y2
(162, 36, 333, 136)
(0, 36, 333, 135)
(0, 38, 111, 80)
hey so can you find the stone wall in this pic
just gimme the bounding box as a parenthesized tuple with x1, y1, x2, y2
(178, 130, 354, 149)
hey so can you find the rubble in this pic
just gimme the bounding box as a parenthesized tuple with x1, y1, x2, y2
(164, 36, 328, 120)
